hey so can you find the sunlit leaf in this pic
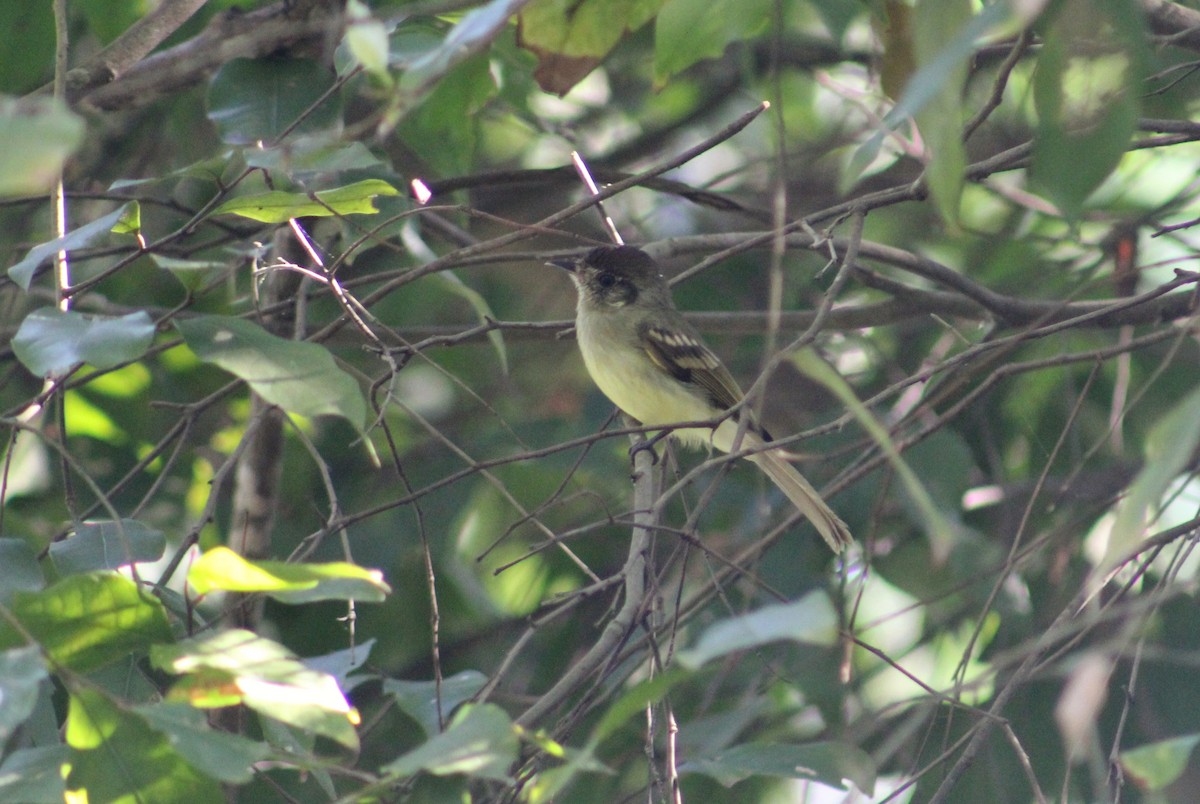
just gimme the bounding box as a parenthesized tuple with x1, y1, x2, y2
(188, 546, 390, 603)
(175, 314, 367, 430)
(152, 629, 360, 749)
(343, 0, 391, 78)
(212, 178, 399, 222)
(0, 573, 172, 673)
(66, 690, 223, 803)
(381, 703, 517, 782)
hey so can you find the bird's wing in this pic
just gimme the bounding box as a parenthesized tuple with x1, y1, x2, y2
(638, 322, 744, 412)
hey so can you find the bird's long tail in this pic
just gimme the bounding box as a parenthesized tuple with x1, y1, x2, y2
(750, 450, 853, 553)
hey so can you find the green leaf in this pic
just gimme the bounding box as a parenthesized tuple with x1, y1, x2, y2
(678, 591, 838, 669)
(1119, 734, 1200, 792)
(793, 348, 959, 562)
(343, 0, 391, 78)
(1030, 0, 1144, 218)
(0, 96, 84, 197)
(0, 646, 47, 742)
(0, 746, 68, 804)
(1102, 383, 1200, 574)
(174, 314, 367, 430)
(212, 178, 399, 222)
(397, 53, 496, 177)
(49, 519, 166, 576)
(384, 669, 488, 736)
(187, 546, 390, 603)
(135, 702, 272, 784)
(152, 629, 360, 750)
(0, 538, 45, 602)
(149, 254, 232, 293)
(381, 703, 517, 782)
(206, 57, 342, 145)
(912, 0, 971, 224)
(66, 690, 223, 804)
(517, 0, 665, 94)
(591, 668, 687, 744)
(8, 203, 135, 290)
(401, 0, 526, 99)
(681, 741, 876, 793)
(13, 308, 155, 377)
(0, 572, 172, 673)
(655, 0, 767, 84)
(243, 138, 384, 176)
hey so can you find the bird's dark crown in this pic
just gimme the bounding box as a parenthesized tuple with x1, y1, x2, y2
(584, 245, 660, 281)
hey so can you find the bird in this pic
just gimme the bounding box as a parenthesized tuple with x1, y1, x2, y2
(550, 244, 852, 553)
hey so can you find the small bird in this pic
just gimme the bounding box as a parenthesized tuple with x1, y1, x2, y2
(551, 244, 852, 553)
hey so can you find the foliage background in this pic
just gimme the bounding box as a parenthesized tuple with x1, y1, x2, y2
(2, 0, 1200, 801)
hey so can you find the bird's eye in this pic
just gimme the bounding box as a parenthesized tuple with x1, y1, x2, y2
(596, 273, 617, 289)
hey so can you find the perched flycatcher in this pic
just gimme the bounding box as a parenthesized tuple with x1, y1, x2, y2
(551, 244, 852, 553)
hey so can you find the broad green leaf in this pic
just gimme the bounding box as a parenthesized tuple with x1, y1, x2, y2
(152, 629, 360, 749)
(913, 0, 971, 223)
(1030, 0, 1145, 218)
(13, 308, 155, 377)
(517, 0, 665, 94)
(381, 703, 517, 782)
(66, 690, 223, 804)
(846, 3, 1009, 188)
(306, 638, 376, 688)
(591, 668, 687, 744)
(655, 0, 767, 85)
(401, 0, 526, 98)
(206, 57, 342, 145)
(212, 178, 399, 222)
(174, 314, 367, 430)
(679, 591, 838, 669)
(793, 348, 959, 562)
(1119, 734, 1200, 792)
(8, 203, 135, 290)
(0, 746, 68, 804)
(187, 546, 390, 603)
(135, 702, 272, 784)
(243, 139, 384, 176)
(1102, 384, 1200, 574)
(0, 96, 84, 197)
(49, 519, 165, 576)
(149, 254, 232, 293)
(0, 646, 46, 742)
(384, 669, 488, 736)
(681, 741, 876, 793)
(396, 53, 495, 177)
(0, 538, 45, 602)
(0, 572, 172, 673)
(343, 0, 391, 78)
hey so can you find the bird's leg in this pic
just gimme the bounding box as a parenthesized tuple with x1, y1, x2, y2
(628, 428, 670, 465)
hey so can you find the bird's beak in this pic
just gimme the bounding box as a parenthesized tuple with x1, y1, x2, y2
(547, 257, 577, 274)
